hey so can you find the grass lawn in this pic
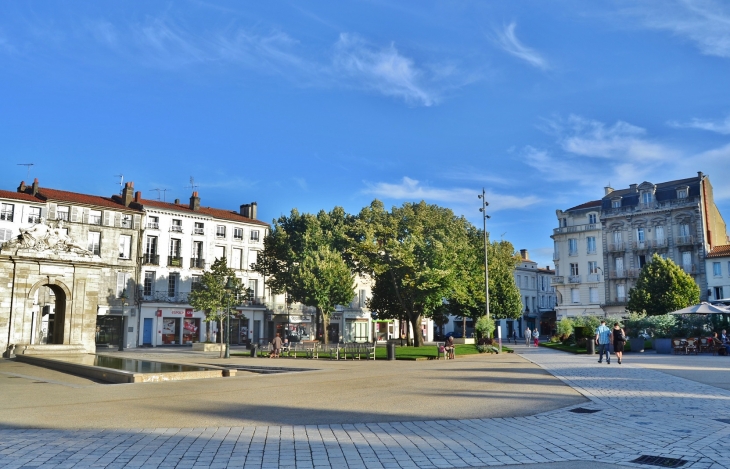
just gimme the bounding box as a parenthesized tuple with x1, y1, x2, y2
(231, 343, 504, 360)
(540, 342, 586, 354)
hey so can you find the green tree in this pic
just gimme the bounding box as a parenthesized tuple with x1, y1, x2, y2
(627, 254, 700, 316)
(354, 200, 474, 347)
(187, 257, 245, 357)
(486, 240, 523, 321)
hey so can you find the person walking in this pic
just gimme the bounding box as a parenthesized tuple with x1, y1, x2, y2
(612, 322, 626, 364)
(511, 329, 518, 344)
(532, 328, 540, 347)
(271, 333, 283, 358)
(595, 320, 612, 364)
(525, 327, 532, 346)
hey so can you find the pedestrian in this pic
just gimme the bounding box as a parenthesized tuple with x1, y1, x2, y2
(525, 327, 532, 346)
(271, 333, 283, 358)
(595, 320, 612, 364)
(612, 322, 626, 364)
(511, 329, 518, 344)
(532, 328, 540, 347)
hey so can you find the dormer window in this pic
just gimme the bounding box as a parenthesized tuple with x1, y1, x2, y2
(677, 186, 689, 199)
(611, 199, 621, 209)
(641, 192, 652, 204)
(588, 213, 597, 224)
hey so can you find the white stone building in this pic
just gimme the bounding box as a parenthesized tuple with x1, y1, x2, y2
(706, 245, 730, 301)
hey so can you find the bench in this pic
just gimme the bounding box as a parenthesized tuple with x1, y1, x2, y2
(437, 342, 447, 360)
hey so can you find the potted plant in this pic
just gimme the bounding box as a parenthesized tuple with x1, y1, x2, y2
(645, 314, 676, 354)
(624, 313, 647, 352)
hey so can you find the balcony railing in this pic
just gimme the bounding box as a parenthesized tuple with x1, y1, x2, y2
(147, 222, 159, 229)
(608, 242, 625, 252)
(609, 269, 639, 279)
(148, 291, 190, 303)
(586, 273, 602, 282)
(190, 258, 205, 269)
(168, 256, 183, 267)
(553, 223, 598, 235)
(682, 264, 697, 274)
(676, 235, 694, 246)
(603, 196, 699, 216)
(568, 275, 581, 284)
(651, 239, 667, 249)
(142, 254, 160, 265)
(193, 227, 205, 235)
(604, 299, 627, 307)
(170, 225, 183, 233)
(631, 241, 649, 251)
(551, 276, 564, 284)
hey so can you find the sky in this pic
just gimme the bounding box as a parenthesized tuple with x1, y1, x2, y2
(2, 0, 730, 269)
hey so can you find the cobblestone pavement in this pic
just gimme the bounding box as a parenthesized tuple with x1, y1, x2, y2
(2, 346, 729, 469)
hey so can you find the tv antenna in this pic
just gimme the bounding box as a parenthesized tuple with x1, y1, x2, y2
(17, 163, 34, 180)
(187, 177, 199, 192)
(115, 174, 124, 194)
(149, 188, 169, 201)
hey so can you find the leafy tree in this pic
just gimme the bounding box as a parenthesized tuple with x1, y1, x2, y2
(353, 200, 474, 347)
(188, 257, 245, 357)
(628, 254, 700, 316)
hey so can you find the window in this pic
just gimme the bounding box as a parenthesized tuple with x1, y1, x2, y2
(28, 206, 42, 224)
(56, 206, 69, 221)
(715, 287, 724, 300)
(145, 236, 158, 255)
(216, 225, 226, 238)
(613, 231, 622, 244)
(612, 199, 621, 208)
(143, 271, 155, 296)
(168, 274, 178, 298)
(87, 232, 101, 256)
(194, 222, 204, 235)
(655, 226, 665, 245)
(248, 250, 258, 269)
(248, 279, 258, 298)
(587, 237, 596, 254)
(215, 245, 225, 261)
(637, 227, 645, 243)
(116, 272, 130, 298)
(568, 239, 578, 256)
(0, 228, 13, 246)
(642, 192, 652, 204)
(617, 284, 626, 301)
(571, 288, 580, 304)
(88, 209, 102, 225)
(250, 230, 260, 241)
(588, 213, 597, 224)
(531, 277, 535, 289)
(121, 214, 132, 228)
(588, 261, 598, 274)
(679, 223, 691, 237)
(231, 248, 242, 269)
(233, 227, 243, 240)
(677, 188, 688, 199)
(147, 216, 159, 229)
(191, 275, 201, 286)
(589, 287, 599, 304)
(682, 251, 692, 270)
(713, 262, 722, 277)
(615, 257, 624, 275)
(523, 276, 528, 288)
(169, 239, 181, 267)
(570, 263, 579, 276)
(118, 235, 132, 259)
(171, 219, 182, 233)
(516, 275, 520, 286)
(638, 254, 647, 268)
(0, 203, 14, 221)
(192, 241, 204, 259)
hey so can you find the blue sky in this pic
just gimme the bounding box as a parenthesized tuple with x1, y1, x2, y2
(2, 0, 730, 268)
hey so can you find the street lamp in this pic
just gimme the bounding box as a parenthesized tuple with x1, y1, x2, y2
(478, 188, 491, 322)
(224, 277, 236, 359)
(119, 289, 128, 352)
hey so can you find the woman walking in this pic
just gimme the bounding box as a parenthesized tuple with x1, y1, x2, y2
(532, 328, 539, 347)
(612, 322, 626, 364)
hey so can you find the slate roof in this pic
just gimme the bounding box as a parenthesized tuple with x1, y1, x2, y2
(707, 245, 730, 259)
(138, 198, 269, 226)
(565, 200, 602, 212)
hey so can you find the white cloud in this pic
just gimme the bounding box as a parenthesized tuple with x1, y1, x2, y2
(668, 115, 730, 134)
(625, 0, 730, 58)
(332, 33, 437, 106)
(494, 22, 548, 70)
(362, 176, 540, 211)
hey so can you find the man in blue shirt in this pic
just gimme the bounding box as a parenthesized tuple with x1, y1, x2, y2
(595, 320, 612, 364)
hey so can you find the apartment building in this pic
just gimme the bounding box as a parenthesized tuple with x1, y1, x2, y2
(512, 249, 555, 337)
(707, 245, 730, 301)
(551, 200, 605, 320)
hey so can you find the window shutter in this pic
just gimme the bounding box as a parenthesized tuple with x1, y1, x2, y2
(70, 207, 79, 223)
(114, 213, 121, 227)
(133, 215, 141, 230)
(116, 272, 126, 298)
(82, 208, 89, 224)
(47, 203, 57, 220)
(103, 211, 111, 226)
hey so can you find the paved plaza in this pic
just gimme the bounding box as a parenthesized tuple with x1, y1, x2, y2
(1, 345, 729, 469)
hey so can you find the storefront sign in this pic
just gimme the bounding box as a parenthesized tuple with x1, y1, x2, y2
(183, 321, 198, 332)
(185, 309, 193, 317)
(330, 313, 342, 321)
(170, 310, 185, 315)
(344, 312, 368, 319)
(288, 315, 312, 323)
(156, 310, 162, 317)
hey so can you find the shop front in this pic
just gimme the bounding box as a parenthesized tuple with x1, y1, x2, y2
(147, 307, 205, 346)
(280, 314, 313, 343)
(343, 311, 371, 343)
(95, 306, 129, 348)
(228, 314, 250, 345)
(373, 320, 395, 342)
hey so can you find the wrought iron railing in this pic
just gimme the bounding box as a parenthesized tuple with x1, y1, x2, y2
(168, 256, 183, 267)
(142, 253, 159, 265)
(190, 258, 205, 269)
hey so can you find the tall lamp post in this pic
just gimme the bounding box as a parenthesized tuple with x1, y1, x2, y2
(478, 188, 491, 322)
(119, 289, 128, 352)
(224, 277, 235, 359)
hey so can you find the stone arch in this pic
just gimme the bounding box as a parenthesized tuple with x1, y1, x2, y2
(28, 279, 71, 345)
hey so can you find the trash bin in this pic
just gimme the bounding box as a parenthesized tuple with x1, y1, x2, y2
(249, 344, 258, 358)
(387, 343, 396, 361)
(586, 340, 595, 355)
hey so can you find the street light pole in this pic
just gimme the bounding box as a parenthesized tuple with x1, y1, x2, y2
(224, 277, 235, 359)
(478, 188, 491, 321)
(119, 289, 128, 352)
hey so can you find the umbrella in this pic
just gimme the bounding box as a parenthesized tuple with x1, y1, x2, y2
(669, 302, 730, 315)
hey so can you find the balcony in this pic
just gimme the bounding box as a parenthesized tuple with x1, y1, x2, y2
(631, 241, 649, 251)
(604, 298, 627, 307)
(608, 242, 625, 252)
(551, 276, 564, 284)
(676, 235, 694, 246)
(193, 227, 205, 235)
(553, 223, 599, 235)
(586, 273, 602, 282)
(142, 254, 160, 265)
(609, 269, 632, 279)
(149, 291, 189, 303)
(147, 222, 159, 229)
(603, 196, 699, 216)
(190, 258, 205, 269)
(167, 256, 183, 268)
(651, 239, 667, 249)
(568, 275, 581, 284)
(170, 225, 183, 233)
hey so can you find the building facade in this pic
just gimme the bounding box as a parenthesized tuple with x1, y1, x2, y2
(706, 245, 730, 302)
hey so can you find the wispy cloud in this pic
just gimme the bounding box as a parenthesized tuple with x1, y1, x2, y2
(624, 0, 730, 58)
(494, 22, 548, 70)
(332, 33, 437, 106)
(668, 115, 730, 134)
(362, 176, 540, 211)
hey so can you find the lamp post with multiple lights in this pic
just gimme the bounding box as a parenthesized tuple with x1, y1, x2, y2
(478, 188, 491, 323)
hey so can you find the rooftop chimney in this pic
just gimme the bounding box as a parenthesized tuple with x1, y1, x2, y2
(698, 171, 704, 179)
(31, 178, 39, 196)
(122, 181, 134, 207)
(174, 198, 180, 205)
(604, 186, 614, 196)
(135, 191, 141, 203)
(189, 191, 200, 211)
(17, 180, 26, 192)
(629, 183, 637, 192)
(520, 249, 529, 260)
(239, 204, 250, 218)
(251, 202, 258, 220)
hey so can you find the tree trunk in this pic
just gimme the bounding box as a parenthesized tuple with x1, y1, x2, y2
(409, 314, 423, 347)
(321, 309, 330, 344)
